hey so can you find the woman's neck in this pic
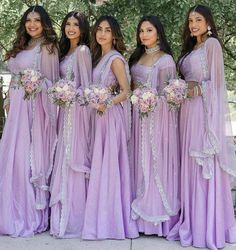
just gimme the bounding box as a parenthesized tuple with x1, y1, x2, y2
(196, 33, 208, 46)
(101, 44, 113, 56)
(67, 40, 79, 56)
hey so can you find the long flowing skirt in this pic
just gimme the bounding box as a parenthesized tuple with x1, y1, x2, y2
(130, 99, 180, 236)
(82, 104, 138, 240)
(50, 105, 90, 238)
(167, 97, 236, 250)
(0, 89, 48, 237)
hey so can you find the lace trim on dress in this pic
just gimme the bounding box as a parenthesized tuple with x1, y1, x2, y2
(189, 47, 219, 179)
(131, 200, 170, 225)
(46, 137, 58, 180)
(57, 51, 77, 237)
(59, 106, 72, 237)
(131, 93, 178, 224)
(189, 44, 236, 179)
(149, 112, 178, 216)
(29, 45, 49, 209)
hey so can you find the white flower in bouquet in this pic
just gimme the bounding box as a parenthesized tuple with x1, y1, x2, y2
(48, 79, 79, 108)
(163, 78, 187, 111)
(19, 68, 43, 100)
(130, 86, 159, 119)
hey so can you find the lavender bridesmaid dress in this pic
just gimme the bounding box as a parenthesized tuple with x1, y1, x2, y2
(82, 50, 138, 240)
(50, 45, 92, 238)
(167, 38, 236, 250)
(130, 54, 180, 236)
(0, 44, 59, 236)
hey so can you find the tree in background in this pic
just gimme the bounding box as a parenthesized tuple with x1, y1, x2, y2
(0, 0, 235, 90)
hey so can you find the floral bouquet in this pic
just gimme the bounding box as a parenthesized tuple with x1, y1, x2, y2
(19, 68, 43, 100)
(48, 79, 78, 108)
(130, 87, 159, 119)
(163, 79, 187, 111)
(83, 85, 112, 115)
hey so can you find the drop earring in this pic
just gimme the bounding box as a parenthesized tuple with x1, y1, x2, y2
(113, 38, 116, 46)
(207, 26, 212, 36)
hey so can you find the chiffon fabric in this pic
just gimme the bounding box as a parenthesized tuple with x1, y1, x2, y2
(167, 38, 236, 250)
(0, 44, 59, 236)
(130, 54, 180, 236)
(50, 45, 92, 238)
(82, 50, 139, 240)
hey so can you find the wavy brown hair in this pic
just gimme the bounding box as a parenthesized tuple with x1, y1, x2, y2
(91, 15, 126, 67)
(5, 5, 58, 60)
(178, 5, 220, 74)
(59, 11, 90, 61)
(129, 15, 173, 68)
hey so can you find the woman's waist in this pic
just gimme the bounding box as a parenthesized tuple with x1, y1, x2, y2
(133, 81, 153, 89)
(132, 81, 164, 96)
(9, 73, 21, 89)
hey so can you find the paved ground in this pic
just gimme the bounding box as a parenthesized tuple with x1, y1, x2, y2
(0, 232, 235, 250)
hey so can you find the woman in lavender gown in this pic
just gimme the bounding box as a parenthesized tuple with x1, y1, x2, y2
(0, 6, 59, 236)
(49, 11, 92, 238)
(167, 5, 236, 249)
(82, 15, 138, 240)
(129, 16, 180, 236)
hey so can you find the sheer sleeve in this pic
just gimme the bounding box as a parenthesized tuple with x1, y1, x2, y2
(29, 45, 59, 209)
(69, 45, 92, 175)
(157, 56, 176, 94)
(40, 45, 59, 180)
(75, 45, 92, 89)
(191, 38, 236, 179)
(41, 45, 60, 86)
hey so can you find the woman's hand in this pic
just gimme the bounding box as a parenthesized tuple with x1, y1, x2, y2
(187, 81, 201, 98)
(96, 103, 107, 114)
(4, 104, 10, 114)
(3, 97, 10, 114)
(187, 81, 198, 89)
(187, 88, 194, 98)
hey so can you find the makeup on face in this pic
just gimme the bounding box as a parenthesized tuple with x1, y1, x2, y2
(139, 21, 158, 49)
(25, 12, 43, 39)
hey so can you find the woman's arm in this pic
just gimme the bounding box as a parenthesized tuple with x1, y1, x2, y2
(97, 57, 130, 113)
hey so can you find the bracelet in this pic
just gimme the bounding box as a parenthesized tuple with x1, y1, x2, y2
(193, 86, 199, 96)
(105, 98, 113, 109)
(198, 85, 202, 95)
(3, 97, 10, 108)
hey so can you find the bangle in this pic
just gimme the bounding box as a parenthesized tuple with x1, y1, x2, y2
(105, 98, 113, 109)
(193, 86, 199, 96)
(198, 85, 202, 95)
(3, 97, 10, 108)
(187, 88, 192, 98)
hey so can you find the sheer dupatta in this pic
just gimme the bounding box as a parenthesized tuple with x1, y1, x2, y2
(189, 38, 236, 182)
(99, 50, 131, 141)
(31, 45, 59, 209)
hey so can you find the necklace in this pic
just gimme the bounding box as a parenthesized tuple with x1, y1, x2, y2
(145, 45, 160, 54)
(28, 36, 44, 47)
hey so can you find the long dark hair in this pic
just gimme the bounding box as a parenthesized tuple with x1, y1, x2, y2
(129, 16, 173, 68)
(59, 11, 90, 61)
(91, 15, 126, 67)
(178, 5, 219, 70)
(5, 5, 58, 60)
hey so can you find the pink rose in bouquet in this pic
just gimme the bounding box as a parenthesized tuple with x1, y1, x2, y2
(163, 79, 187, 111)
(19, 68, 43, 100)
(83, 85, 112, 115)
(48, 79, 78, 108)
(130, 87, 158, 119)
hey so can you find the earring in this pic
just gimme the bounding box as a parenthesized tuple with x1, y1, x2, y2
(207, 26, 212, 36)
(190, 32, 194, 37)
(113, 38, 116, 46)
